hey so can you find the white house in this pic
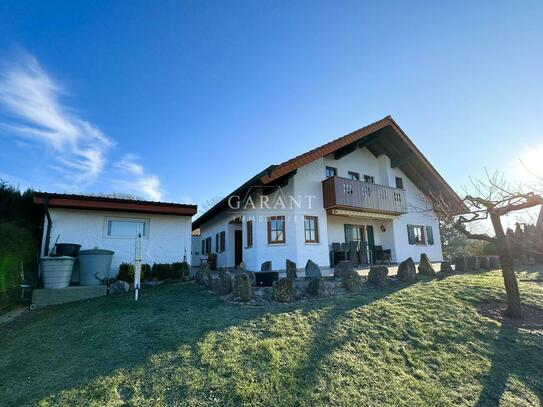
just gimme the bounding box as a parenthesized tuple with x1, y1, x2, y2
(35, 193, 197, 277)
(192, 116, 461, 271)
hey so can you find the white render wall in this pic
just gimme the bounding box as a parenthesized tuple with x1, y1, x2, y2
(42, 208, 192, 277)
(197, 146, 446, 270)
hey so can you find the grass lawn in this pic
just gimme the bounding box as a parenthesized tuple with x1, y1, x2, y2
(1, 268, 542, 406)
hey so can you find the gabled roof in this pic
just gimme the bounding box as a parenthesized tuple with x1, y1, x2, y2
(193, 116, 461, 230)
(35, 192, 197, 216)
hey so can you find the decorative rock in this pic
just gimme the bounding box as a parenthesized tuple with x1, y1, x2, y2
(233, 273, 252, 301)
(489, 256, 501, 269)
(418, 254, 436, 277)
(333, 260, 353, 279)
(273, 278, 295, 302)
(179, 261, 190, 279)
(397, 257, 417, 282)
(245, 271, 256, 286)
(440, 261, 454, 273)
(306, 277, 334, 297)
(368, 266, 389, 287)
(519, 254, 528, 266)
(466, 256, 480, 271)
(218, 271, 233, 295)
(453, 256, 467, 272)
(478, 256, 489, 269)
(342, 270, 362, 293)
(109, 280, 129, 294)
(261, 261, 272, 271)
(286, 259, 297, 280)
(305, 260, 322, 278)
(528, 257, 535, 265)
(198, 263, 211, 285)
(210, 277, 220, 293)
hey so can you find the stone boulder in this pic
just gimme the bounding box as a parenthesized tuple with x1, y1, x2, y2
(418, 254, 436, 277)
(333, 260, 353, 279)
(233, 273, 252, 301)
(178, 261, 191, 279)
(261, 261, 272, 271)
(528, 257, 535, 265)
(305, 260, 322, 278)
(440, 261, 454, 273)
(210, 277, 220, 293)
(286, 259, 297, 280)
(478, 256, 489, 269)
(218, 271, 233, 295)
(306, 277, 335, 297)
(368, 266, 389, 287)
(489, 256, 501, 269)
(198, 262, 211, 285)
(342, 270, 363, 293)
(109, 280, 129, 294)
(453, 256, 466, 272)
(397, 257, 417, 282)
(519, 254, 528, 266)
(467, 256, 480, 271)
(273, 278, 295, 302)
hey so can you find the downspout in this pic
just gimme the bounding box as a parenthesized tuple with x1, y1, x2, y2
(43, 194, 52, 256)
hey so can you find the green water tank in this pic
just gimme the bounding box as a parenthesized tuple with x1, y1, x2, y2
(78, 248, 115, 286)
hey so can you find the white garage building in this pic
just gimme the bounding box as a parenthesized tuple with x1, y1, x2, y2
(35, 193, 197, 276)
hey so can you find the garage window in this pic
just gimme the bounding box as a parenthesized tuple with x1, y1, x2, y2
(105, 218, 149, 238)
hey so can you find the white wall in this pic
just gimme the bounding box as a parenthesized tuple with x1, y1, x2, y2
(43, 208, 192, 277)
(323, 147, 386, 185)
(390, 166, 444, 262)
(198, 145, 445, 269)
(197, 211, 234, 268)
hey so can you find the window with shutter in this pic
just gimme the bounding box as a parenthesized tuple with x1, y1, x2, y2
(426, 226, 434, 245)
(407, 225, 425, 245)
(407, 225, 415, 244)
(220, 231, 226, 251)
(246, 220, 253, 247)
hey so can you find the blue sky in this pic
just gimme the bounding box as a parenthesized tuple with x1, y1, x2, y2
(0, 1, 542, 210)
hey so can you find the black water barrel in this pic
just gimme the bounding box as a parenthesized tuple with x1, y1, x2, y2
(55, 243, 82, 257)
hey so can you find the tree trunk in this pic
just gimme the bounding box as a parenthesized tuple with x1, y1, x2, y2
(490, 213, 522, 318)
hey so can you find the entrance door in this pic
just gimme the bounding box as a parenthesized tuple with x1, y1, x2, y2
(234, 230, 243, 267)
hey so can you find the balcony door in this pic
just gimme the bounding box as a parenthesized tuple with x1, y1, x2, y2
(344, 224, 365, 248)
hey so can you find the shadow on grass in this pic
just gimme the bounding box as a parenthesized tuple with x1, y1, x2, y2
(475, 322, 543, 406)
(0, 279, 412, 406)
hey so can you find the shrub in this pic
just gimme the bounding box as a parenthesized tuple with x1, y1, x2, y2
(0, 223, 35, 311)
(151, 263, 174, 280)
(117, 262, 150, 283)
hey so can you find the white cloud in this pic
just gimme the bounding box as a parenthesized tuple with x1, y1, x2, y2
(0, 52, 166, 201)
(113, 154, 163, 201)
(0, 53, 111, 186)
(116, 153, 144, 176)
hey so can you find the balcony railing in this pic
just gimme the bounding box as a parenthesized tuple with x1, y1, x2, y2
(322, 176, 407, 215)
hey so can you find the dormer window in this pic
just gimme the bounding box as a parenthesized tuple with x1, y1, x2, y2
(325, 166, 337, 178)
(348, 171, 360, 181)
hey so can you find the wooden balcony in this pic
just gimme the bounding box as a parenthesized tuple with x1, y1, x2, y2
(322, 176, 407, 216)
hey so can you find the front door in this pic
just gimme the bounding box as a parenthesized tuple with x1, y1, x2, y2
(234, 230, 243, 267)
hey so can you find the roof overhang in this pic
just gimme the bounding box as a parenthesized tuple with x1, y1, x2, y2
(35, 193, 197, 216)
(259, 116, 462, 207)
(192, 115, 464, 230)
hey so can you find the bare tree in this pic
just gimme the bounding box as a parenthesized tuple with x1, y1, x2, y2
(431, 171, 543, 319)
